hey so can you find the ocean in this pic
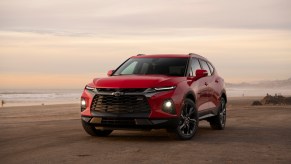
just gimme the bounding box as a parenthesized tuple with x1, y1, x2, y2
(0, 89, 82, 107)
(0, 88, 290, 107)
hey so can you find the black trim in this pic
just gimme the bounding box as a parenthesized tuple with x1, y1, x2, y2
(81, 116, 179, 130)
(198, 106, 219, 120)
(220, 89, 227, 103)
(198, 59, 212, 76)
(186, 57, 194, 77)
(111, 57, 131, 76)
(184, 56, 191, 77)
(90, 110, 150, 118)
(198, 107, 214, 117)
(183, 90, 196, 103)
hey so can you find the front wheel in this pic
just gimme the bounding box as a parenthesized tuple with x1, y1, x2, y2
(172, 99, 198, 140)
(209, 97, 226, 130)
(81, 120, 113, 137)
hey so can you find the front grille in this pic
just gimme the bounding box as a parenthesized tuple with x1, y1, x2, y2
(97, 88, 146, 93)
(91, 95, 151, 114)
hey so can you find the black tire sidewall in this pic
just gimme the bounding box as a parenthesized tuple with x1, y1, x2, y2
(209, 97, 226, 130)
(220, 97, 226, 128)
(81, 119, 113, 136)
(175, 98, 198, 140)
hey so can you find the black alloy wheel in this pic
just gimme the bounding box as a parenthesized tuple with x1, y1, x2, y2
(174, 98, 198, 140)
(209, 97, 226, 130)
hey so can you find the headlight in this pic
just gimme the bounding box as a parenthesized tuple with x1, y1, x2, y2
(144, 86, 176, 93)
(162, 99, 176, 114)
(154, 86, 176, 91)
(85, 85, 97, 93)
(85, 85, 95, 91)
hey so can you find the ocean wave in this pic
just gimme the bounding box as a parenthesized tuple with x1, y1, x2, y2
(0, 89, 82, 106)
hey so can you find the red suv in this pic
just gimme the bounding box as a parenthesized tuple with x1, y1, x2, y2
(81, 53, 227, 140)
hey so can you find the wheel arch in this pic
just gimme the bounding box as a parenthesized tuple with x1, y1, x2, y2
(220, 89, 227, 103)
(184, 91, 196, 104)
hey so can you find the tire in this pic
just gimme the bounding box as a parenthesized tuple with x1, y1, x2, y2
(209, 97, 226, 130)
(172, 98, 198, 140)
(81, 120, 113, 137)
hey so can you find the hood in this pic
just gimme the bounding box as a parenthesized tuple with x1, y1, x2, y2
(92, 75, 185, 88)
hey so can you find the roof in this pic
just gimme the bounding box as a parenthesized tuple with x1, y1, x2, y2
(131, 53, 208, 60)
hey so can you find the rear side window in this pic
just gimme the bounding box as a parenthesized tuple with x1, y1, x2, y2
(207, 62, 214, 75)
(189, 58, 202, 76)
(199, 60, 211, 76)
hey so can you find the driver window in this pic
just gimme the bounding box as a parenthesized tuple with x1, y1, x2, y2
(190, 58, 202, 76)
(199, 60, 211, 76)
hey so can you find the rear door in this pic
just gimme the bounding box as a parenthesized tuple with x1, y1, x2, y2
(206, 62, 221, 109)
(199, 59, 216, 110)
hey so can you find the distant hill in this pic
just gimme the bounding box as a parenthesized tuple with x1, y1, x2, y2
(226, 77, 291, 89)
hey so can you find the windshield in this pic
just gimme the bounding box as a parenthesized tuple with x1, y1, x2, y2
(113, 58, 189, 76)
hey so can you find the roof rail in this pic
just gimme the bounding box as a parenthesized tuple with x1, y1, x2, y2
(188, 53, 207, 60)
(137, 54, 145, 56)
(188, 53, 199, 56)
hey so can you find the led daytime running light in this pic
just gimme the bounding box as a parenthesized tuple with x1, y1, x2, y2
(154, 86, 176, 91)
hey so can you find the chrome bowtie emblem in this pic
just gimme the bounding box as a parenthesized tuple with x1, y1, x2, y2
(112, 91, 123, 97)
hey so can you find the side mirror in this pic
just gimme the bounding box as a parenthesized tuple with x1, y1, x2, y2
(107, 70, 114, 76)
(195, 69, 208, 78)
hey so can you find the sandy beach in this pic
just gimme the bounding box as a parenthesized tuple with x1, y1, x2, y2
(0, 97, 291, 163)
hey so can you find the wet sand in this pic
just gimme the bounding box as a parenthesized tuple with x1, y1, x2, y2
(0, 97, 291, 163)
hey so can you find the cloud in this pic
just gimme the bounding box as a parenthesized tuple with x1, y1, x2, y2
(0, 0, 290, 36)
(0, 0, 291, 88)
(0, 28, 291, 85)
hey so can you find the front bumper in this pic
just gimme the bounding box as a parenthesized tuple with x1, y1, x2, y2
(81, 87, 181, 118)
(81, 116, 179, 130)
(80, 87, 182, 130)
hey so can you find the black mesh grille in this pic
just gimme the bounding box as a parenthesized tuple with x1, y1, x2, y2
(97, 88, 146, 93)
(91, 95, 151, 114)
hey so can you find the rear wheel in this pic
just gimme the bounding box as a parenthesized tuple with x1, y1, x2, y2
(81, 120, 113, 137)
(172, 98, 198, 140)
(209, 97, 226, 130)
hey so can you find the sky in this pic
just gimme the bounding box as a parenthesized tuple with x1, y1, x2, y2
(0, 0, 291, 89)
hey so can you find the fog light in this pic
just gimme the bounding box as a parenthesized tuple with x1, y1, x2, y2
(162, 99, 176, 114)
(81, 98, 86, 111)
(165, 101, 172, 108)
